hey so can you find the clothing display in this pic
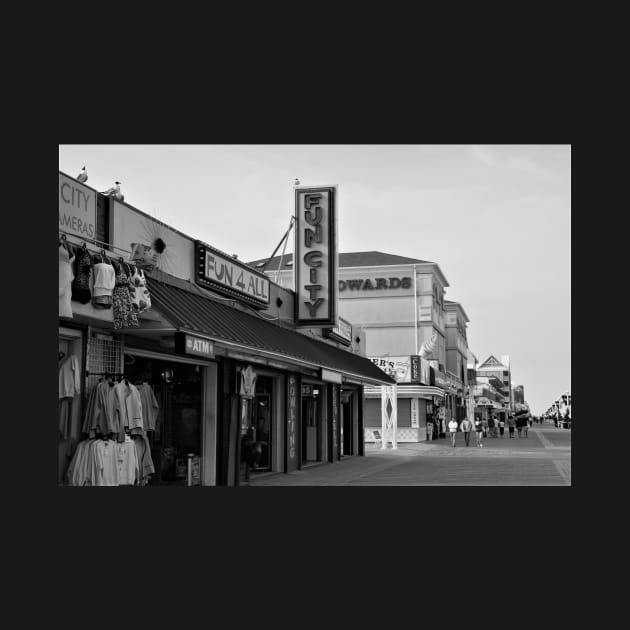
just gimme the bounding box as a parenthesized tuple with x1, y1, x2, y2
(59, 354, 81, 439)
(71, 247, 93, 304)
(82, 379, 122, 439)
(112, 261, 139, 330)
(129, 265, 151, 314)
(59, 354, 81, 398)
(91, 255, 116, 309)
(133, 433, 156, 486)
(114, 380, 144, 433)
(59, 243, 75, 318)
(136, 382, 160, 432)
(67, 437, 142, 486)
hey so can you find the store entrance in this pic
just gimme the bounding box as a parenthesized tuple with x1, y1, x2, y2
(341, 398, 352, 456)
(125, 355, 202, 485)
(301, 385, 321, 463)
(251, 375, 273, 472)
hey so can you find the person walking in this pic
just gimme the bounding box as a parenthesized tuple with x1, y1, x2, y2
(482, 418, 489, 438)
(461, 417, 472, 446)
(498, 417, 505, 437)
(448, 418, 458, 447)
(516, 414, 524, 438)
(426, 420, 434, 442)
(488, 415, 495, 438)
(474, 417, 484, 447)
(523, 416, 529, 438)
(507, 414, 516, 438)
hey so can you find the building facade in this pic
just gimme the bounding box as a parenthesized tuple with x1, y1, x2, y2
(248, 251, 475, 443)
(58, 172, 394, 486)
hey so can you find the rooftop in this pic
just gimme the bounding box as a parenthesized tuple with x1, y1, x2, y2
(247, 250, 433, 271)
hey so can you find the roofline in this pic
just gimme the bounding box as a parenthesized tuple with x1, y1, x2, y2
(444, 301, 470, 322)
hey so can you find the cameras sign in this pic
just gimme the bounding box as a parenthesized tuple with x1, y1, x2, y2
(59, 172, 96, 240)
(295, 186, 338, 327)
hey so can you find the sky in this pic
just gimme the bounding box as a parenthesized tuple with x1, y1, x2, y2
(58, 144, 571, 415)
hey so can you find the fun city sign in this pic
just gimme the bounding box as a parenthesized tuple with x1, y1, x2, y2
(294, 186, 338, 327)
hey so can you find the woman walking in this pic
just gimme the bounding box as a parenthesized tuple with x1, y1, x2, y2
(474, 417, 484, 447)
(499, 417, 505, 437)
(448, 418, 458, 447)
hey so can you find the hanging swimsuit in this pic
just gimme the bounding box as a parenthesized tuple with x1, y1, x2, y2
(112, 262, 139, 330)
(71, 247, 93, 304)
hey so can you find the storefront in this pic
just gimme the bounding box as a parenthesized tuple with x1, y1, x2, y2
(58, 170, 394, 486)
(145, 273, 393, 485)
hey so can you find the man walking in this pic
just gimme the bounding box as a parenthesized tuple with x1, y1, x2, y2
(461, 417, 472, 446)
(507, 414, 516, 438)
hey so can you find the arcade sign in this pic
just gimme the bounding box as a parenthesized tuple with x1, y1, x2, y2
(195, 240, 270, 307)
(294, 186, 338, 327)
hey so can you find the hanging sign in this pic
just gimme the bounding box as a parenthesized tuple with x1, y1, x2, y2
(420, 358, 431, 385)
(294, 186, 338, 327)
(175, 332, 214, 358)
(195, 240, 270, 307)
(240, 365, 257, 398)
(323, 317, 352, 346)
(410, 398, 419, 428)
(321, 368, 343, 384)
(59, 172, 97, 240)
(369, 356, 417, 383)
(286, 374, 299, 472)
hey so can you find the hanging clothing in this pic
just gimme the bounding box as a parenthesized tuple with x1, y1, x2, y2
(71, 247, 93, 304)
(59, 244, 75, 318)
(117, 437, 140, 485)
(59, 355, 81, 398)
(133, 434, 155, 485)
(93, 439, 119, 486)
(114, 380, 144, 436)
(82, 380, 121, 437)
(137, 383, 160, 432)
(112, 262, 139, 330)
(67, 439, 97, 486)
(129, 265, 151, 314)
(59, 398, 74, 439)
(91, 258, 116, 309)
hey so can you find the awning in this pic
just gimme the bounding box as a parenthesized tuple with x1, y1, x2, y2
(363, 385, 446, 399)
(145, 275, 395, 386)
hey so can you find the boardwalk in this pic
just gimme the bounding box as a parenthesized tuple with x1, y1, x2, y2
(248, 424, 571, 486)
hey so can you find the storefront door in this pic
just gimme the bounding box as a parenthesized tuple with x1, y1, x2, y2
(341, 398, 352, 456)
(125, 356, 202, 485)
(251, 375, 273, 472)
(301, 387, 321, 463)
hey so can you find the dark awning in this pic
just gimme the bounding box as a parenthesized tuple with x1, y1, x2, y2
(145, 275, 395, 386)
